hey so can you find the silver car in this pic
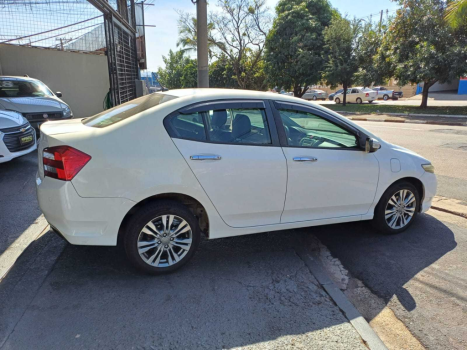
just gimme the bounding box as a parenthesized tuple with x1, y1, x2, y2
(0, 76, 73, 135)
(302, 89, 328, 101)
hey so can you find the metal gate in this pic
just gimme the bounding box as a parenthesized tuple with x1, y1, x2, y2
(104, 15, 138, 105)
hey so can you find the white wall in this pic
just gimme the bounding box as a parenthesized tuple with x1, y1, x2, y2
(0, 44, 109, 118)
(429, 80, 459, 92)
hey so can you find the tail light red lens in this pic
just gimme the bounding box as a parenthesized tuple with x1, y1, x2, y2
(365, 93, 369, 97)
(43, 146, 91, 181)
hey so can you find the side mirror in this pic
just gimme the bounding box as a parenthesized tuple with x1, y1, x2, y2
(365, 138, 381, 153)
(55, 92, 62, 97)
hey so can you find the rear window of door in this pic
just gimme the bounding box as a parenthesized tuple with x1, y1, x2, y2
(166, 106, 272, 145)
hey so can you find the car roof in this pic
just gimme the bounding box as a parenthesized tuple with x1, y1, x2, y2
(0, 76, 38, 82)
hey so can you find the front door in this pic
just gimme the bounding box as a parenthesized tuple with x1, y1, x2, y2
(272, 102, 379, 223)
(166, 100, 287, 228)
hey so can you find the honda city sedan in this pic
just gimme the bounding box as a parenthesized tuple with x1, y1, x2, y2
(36, 89, 437, 274)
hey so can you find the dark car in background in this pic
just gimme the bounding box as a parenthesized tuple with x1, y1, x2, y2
(328, 89, 344, 101)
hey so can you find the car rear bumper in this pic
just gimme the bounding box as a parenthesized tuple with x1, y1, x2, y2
(0, 137, 37, 163)
(36, 175, 135, 246)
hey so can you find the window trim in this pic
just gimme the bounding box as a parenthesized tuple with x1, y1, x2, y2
(270, 100, 367, 151)
(164, 99, 281, 147)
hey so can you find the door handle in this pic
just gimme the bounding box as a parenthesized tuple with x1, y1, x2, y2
(190, 155, 222, 160)
(293, 157, 318, 162)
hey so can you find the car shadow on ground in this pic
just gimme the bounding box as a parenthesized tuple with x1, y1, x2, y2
(0, 152, 41, 255)
(310, 212, 457, 313)
(2, 230, 367, 350)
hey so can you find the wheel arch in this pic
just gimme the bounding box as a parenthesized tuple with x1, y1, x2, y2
(375, 177, 425, 213)
(118, 193, 210, 245)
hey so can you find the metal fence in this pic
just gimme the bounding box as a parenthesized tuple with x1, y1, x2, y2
(0, 0, 105, 53)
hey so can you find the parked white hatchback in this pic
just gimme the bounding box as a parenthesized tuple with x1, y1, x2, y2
(334, 87, 377, 104)
(36, 89, 437, 274)
(0, 110, 36, 163)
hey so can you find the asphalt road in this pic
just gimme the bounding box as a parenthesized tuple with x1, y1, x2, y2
(356, 121, 467, 203)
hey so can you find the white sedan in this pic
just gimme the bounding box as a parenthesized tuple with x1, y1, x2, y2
(36, 89, 437, 274)
(334, 87, 377, 104)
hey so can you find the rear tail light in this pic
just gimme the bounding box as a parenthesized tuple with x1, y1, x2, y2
(43, 146, 91, 181)
(365, 93, 369, 97)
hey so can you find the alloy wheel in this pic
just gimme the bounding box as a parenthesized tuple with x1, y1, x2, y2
(385, 189, 416, 229)
(137, 215, 192, 267)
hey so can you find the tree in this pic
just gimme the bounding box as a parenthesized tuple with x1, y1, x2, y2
(157, 50, 198, 89)
(382, 0, 467, 108)
(264, 0, 333, 97)
(445, 0, 467, 29)
(353, 21, 387, 87)
(176, 11, 217, 59)
(209, 54, 238, 88)
(322, 16, 361, 106)
(209, 0, 270, 89)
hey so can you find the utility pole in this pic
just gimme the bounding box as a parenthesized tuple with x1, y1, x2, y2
(195, 0, 209, 88)
(379, 10, 383, 32)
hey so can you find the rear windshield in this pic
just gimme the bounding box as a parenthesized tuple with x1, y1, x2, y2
(362, 88, 373, 92)
(83, 93, 177, 128)
(0, 79, 54, 98)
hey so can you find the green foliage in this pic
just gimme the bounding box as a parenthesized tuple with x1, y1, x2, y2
(176, 12, 217, 59)
(382, 0, 467, 107)
(445, 0, 467, 29)
(157, 50, 198, 89)
(209, 54, 238, 88)
(322, 16, 360, 105)
(264, 0, 333, 97)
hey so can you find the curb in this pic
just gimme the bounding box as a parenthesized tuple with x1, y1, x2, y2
(335, 111, 467, 119)
(295, 239, 388, 350)
(431, 196, 467, 219)
(344, 116, 467, 127)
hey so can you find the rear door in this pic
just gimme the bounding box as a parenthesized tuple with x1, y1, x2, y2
(165, 100, 287, 228)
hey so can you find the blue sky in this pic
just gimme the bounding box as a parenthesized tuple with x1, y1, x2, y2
(143, 0, 399, 71)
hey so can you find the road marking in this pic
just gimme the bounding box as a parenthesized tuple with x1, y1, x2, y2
(0, 215, 49, 282)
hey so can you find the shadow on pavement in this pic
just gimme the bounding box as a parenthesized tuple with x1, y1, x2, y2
(1, 230, 366, 350)
(0, 152, 41, 255)
(311, 213, 457, 313)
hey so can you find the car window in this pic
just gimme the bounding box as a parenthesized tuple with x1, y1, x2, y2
(362, 88, 373, 92)
(84, 93, 178, 128)
(0, 79, 54, 98)
(206, 108, 271, 145)
(346, 89, 352, 94)
(169, 112, 206, 141)
(351, 89, 359, 94)
(278, 109, 358, 148)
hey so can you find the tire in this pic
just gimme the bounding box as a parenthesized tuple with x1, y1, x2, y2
(356, 97, 362, 104)
(372, 181, 420, 235)
(312, 95, 317, 101)
(335, 98, 341, 104)
(368, 100, 373, 104)
(123, 200, 201, 274)
(383, 94, 389, 101)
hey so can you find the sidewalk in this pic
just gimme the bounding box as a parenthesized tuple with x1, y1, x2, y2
(340, 113, 467, 126)
(0, 229, 386, 350)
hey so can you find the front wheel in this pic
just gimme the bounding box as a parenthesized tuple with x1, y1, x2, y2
(372, 181, 420, 235)
(123, 201, 201, 274)
(383, 94, 389, 101)
(335, 98, 341, 104)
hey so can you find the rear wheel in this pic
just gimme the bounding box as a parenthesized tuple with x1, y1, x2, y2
(383, 94, 389, 101)
(373, 181, 420, 235)
(356, 97, 363, 104)
(312, 95, 317, 101)
(123, 201, 200, 274)
(368, 100, 374, 103)
(335, 98, 341, 104)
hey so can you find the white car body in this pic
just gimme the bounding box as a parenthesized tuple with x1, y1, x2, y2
(36, 89, 436, 248)
(0, 76, 73, 134)
(334, 87, 377, 103)
(0, 110, 37, 163)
